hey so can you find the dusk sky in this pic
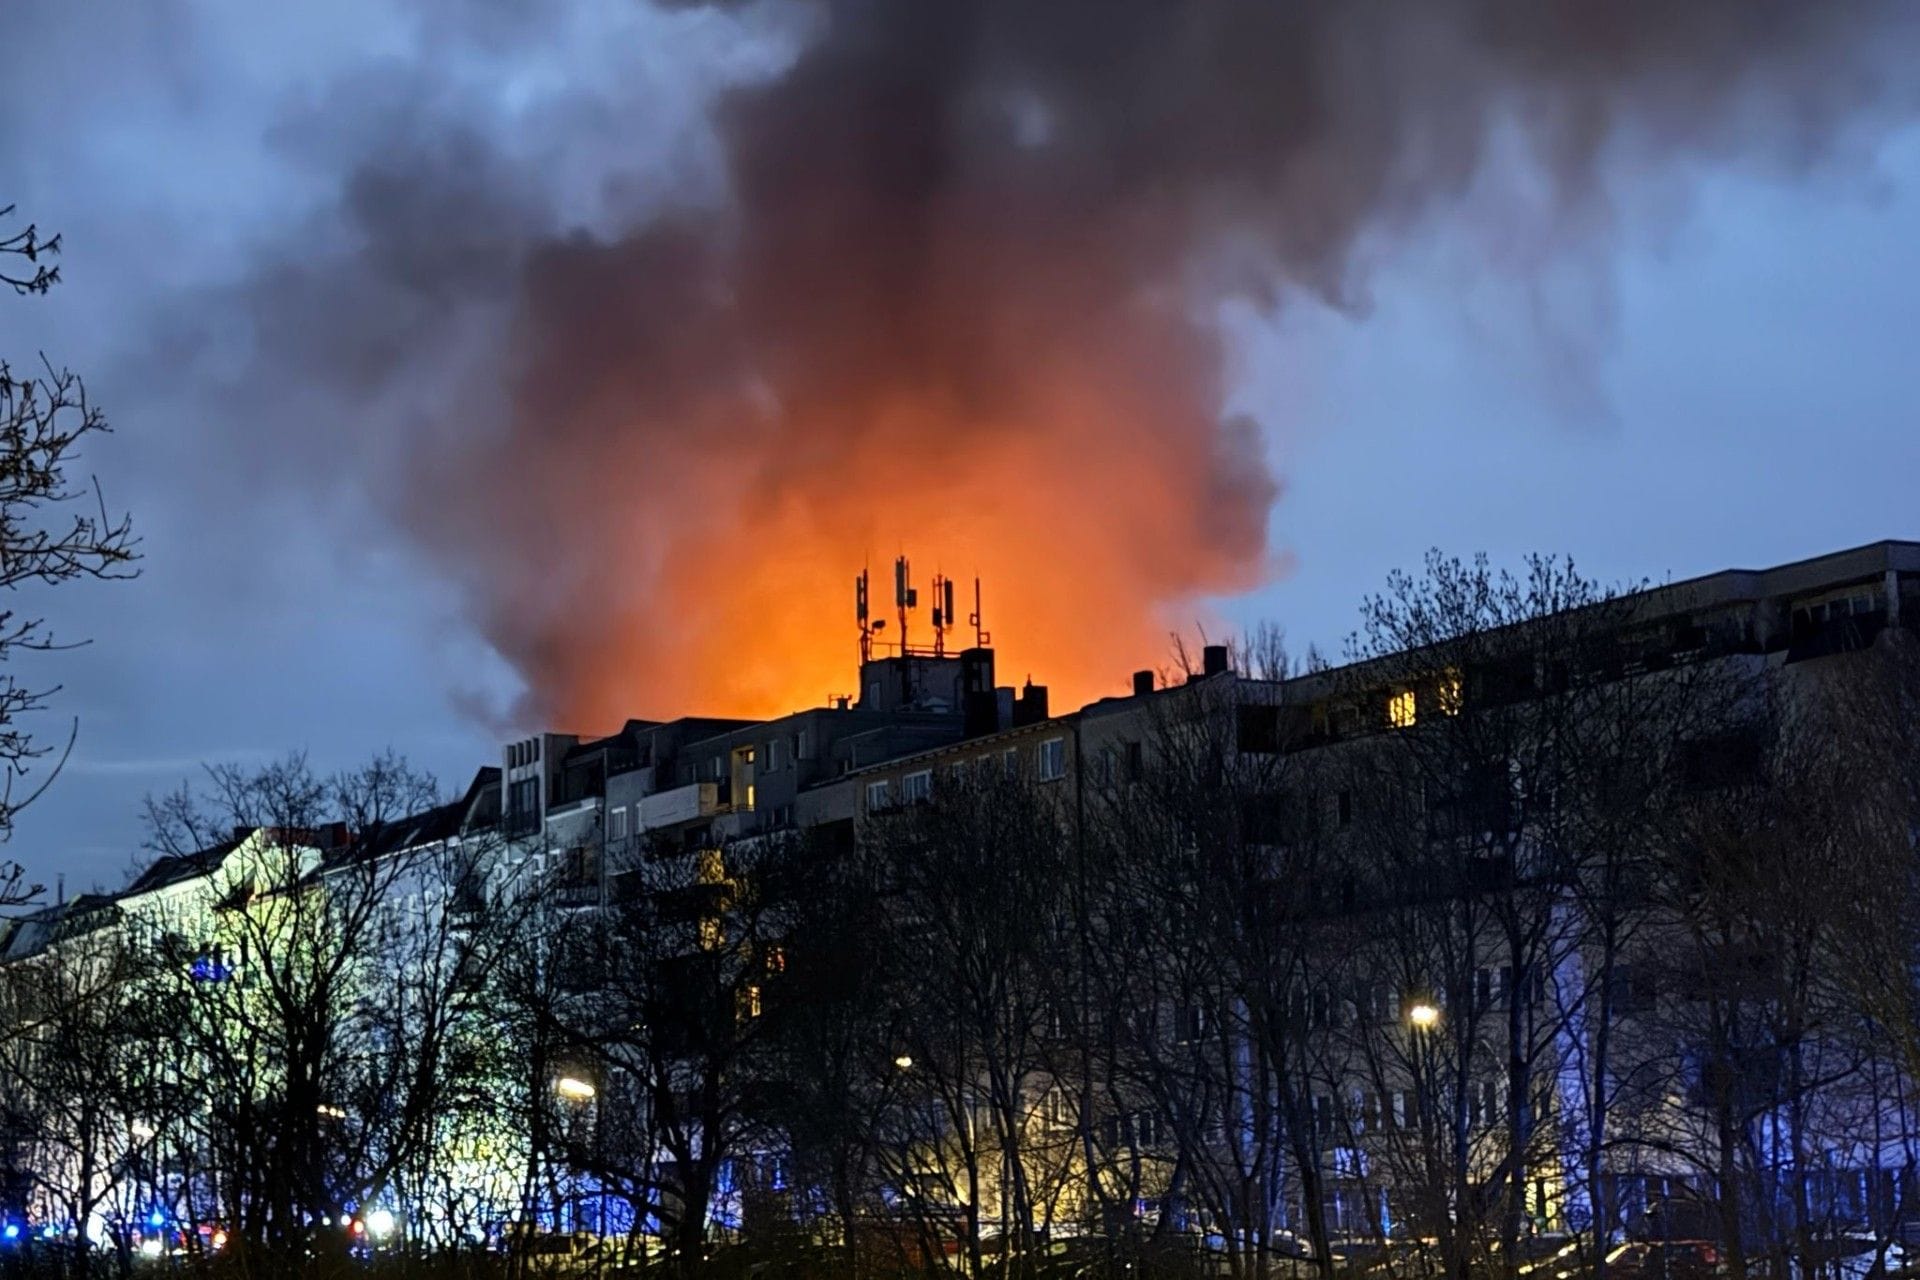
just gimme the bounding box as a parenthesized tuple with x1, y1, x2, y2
(3, 1, 1918, 891)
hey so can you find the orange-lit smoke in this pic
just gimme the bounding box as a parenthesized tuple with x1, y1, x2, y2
(417, 204, 1279, 727)
(240, 1, 1916, 733)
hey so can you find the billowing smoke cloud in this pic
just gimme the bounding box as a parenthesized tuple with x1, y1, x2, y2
(220, 0, 1917, 729)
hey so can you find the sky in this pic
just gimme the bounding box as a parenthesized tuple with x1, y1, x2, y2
(3, 1, 1918, 892)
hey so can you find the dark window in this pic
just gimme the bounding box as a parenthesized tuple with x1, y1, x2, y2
(1679, 730, 1765, 791)
(1237, 705, 1282, 753)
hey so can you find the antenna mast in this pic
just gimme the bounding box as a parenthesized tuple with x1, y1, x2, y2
(969, 577, 991, 648)
(931, 574, 958, 657)
(856, 569, 873, 664)
(894, 555, 917, 656)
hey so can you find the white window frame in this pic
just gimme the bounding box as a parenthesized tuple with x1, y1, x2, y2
(1037, 737, 1067, 782)
(902, 770, 933, 805)
(866, 780, 892, 812)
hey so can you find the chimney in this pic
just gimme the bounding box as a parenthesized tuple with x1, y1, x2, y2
(1012, 680, 1050, 728)
(1202, 644, 1230, 677)
(1131, 669, 1154, 697)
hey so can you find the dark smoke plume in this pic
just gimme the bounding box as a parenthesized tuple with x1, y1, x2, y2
(225, 0, 1918, 727)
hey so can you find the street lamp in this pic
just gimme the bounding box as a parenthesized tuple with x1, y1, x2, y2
(555, 1075, 597, 1102)
(1407, 1001, 1440, 1031)
(892, 1055, 913, 1071)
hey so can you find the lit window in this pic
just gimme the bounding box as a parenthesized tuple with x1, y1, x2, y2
(737, 984, 762, 1021)
(1387, 688, 1417, 729)
(699, 917, 724, 951)
(765, 945, 786, 973)
(1435, 669, 1463, 717)
(902, 771, 933, 804)
(1037, 738, 1067, 782)
(866, 780, 892, 811)
(697, 850, 726, 885)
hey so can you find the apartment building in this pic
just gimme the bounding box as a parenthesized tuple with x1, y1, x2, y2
(3, 539, 1917, 1255)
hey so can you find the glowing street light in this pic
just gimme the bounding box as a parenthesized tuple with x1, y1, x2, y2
(892, 1055, 913, 1071)
(1408, 1001, 1441, 1031)
(555, 1075, 597, 1102)
(366, 1209, 396, 1240)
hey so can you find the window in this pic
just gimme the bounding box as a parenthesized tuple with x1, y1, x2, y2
(866, 780, 893, 812)
(1042, 1090, 1074, 1128)
(796, 729, 811, 760)
(902, 770, 933, 804)
(1003, 748, 1019, 780)
(1434, 668, 1464, 717)
(607, 806, 628, 842)
(764, 740, 783, 773)
(1387, 688, 1417, 729)
(764, 945, 786, 974)
(696, 849, 727, 885)
(1104, 1111, 1160, 1149)
(737, 984, 762, 1022)
(1037, 738, 1067, 782)
(1172, 1004, 1207, 1044)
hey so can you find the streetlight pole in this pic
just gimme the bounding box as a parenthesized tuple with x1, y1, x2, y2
(1407, 1000, 1442, 1247)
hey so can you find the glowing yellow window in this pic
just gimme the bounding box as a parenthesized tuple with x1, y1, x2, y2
(1436, 669, 1463, 717)
(737, 984, 762, 1021)
(699, 917, 724, 951)
(1387, 688, 1417, 729)
(696, 850, 726, 885)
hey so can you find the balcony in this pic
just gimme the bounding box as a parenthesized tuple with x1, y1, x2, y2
(638, 781, 721, 831)
(550, 878, 603, 910)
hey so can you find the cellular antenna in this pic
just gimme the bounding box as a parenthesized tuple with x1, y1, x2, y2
(931, 573, 957, 657)
(856, 569, 872, 664)
(894, 555, 917, 656)
(969, 577, 991, 648)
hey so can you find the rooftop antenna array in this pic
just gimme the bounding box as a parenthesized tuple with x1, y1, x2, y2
(857, 558, 988, 664)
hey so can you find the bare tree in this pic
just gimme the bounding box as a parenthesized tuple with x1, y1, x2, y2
(0, 204, 136, 841)
(139, 753, 464, 1260)
(0, 907, 169, 1277)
